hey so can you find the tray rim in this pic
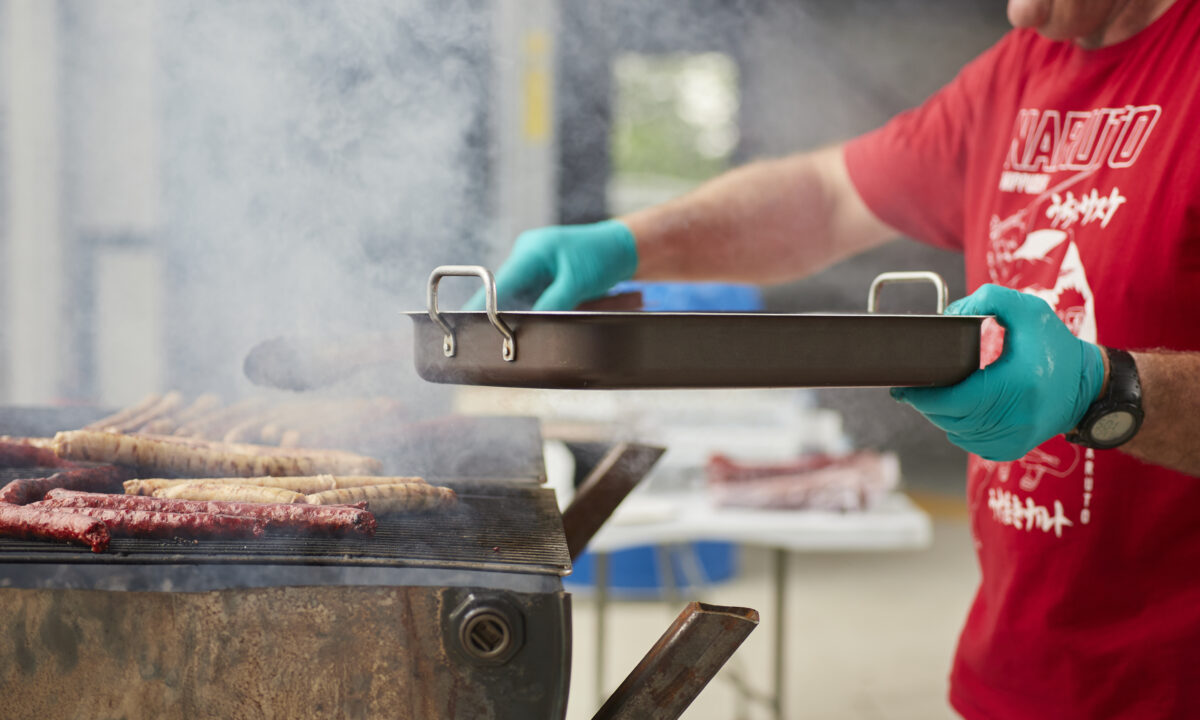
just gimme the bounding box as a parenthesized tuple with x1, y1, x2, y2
(405, 310, 990, 320)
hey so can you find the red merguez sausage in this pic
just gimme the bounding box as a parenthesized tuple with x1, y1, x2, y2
(54, 506, 265, 540)
(41, 489, 376, 537)
(0, 465, 132, 505)
(0, 503, 110, 552)
(0, 440, 70, 469)
(201, 501, 375, 537)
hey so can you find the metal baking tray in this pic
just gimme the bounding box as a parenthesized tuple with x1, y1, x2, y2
(407, 266, 983, 389)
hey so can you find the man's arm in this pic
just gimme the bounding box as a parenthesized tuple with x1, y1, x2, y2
(1123, 351, 1200, 476)
(471, 144, 899, 311)
(624, 144, 899, 284)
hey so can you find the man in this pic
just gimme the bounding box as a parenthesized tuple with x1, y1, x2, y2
(483, 0, 1200, 716)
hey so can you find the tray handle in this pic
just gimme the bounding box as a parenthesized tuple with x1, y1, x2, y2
(867, 271, 949, 314)
(427, 265, 516, 362)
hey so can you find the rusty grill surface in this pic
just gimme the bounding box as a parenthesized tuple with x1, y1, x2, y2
(0, 472, 569, 576)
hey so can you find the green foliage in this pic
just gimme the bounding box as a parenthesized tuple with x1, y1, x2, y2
(611, 53, 739, 183)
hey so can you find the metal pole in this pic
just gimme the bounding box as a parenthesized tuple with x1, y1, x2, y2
(656, 544, 679, 604)
(595, 551, 609, 709)
(773, 548, 788, 720)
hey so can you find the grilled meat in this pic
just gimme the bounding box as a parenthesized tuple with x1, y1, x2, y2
(306, 483, 457, 513)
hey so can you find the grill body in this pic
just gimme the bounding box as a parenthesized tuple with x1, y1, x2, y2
(0, 407, 573, 719)
(1, 582, 571, 719)
(0, 487, 574, 720)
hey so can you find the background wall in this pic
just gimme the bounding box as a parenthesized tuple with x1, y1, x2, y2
(0, 0, 1009, 477)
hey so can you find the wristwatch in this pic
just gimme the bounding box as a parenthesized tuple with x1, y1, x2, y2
(1066, 347, 1144, 449)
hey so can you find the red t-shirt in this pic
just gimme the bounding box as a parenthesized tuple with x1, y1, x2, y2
(845, 2, 1200, 718)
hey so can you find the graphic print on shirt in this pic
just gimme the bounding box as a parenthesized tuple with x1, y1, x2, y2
(977, 104, 1161, 538)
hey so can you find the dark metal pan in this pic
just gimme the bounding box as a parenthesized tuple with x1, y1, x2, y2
(407, 266, 983, 389)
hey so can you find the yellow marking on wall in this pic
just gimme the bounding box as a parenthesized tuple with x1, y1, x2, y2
(522, 30, 551, 143)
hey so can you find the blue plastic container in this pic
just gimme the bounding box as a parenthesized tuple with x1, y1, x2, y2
(565, 281, 762, 598)
(566, 542, 739, 598)
(610, 281, 763, 312)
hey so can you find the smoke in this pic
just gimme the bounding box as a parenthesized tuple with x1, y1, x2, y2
(155, 0, 491, 398)
(37, 0, 1007, 471)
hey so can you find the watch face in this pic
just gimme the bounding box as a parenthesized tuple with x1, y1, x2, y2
(1092, 410, 1137, 443)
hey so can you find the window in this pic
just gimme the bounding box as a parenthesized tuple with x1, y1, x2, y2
(609, 52, 739, 214)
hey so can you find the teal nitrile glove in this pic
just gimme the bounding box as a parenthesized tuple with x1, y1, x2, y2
(890, 284, 1105, 462)
(467, 220, 638, 311)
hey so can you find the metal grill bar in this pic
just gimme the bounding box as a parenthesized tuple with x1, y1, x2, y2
(0, 467, 67, 481)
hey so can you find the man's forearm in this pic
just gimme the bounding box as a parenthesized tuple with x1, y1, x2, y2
(1121, 351, 1200, 476)
(622, 145, 897, 284)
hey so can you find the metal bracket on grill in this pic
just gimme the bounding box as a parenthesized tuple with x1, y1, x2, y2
(427, 265, 517, 362)
(562, 443, 666, 561)
(592, 602, 759, 720)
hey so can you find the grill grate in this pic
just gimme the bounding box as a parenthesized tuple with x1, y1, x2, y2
(0, 467, 71, 482)
(0, 477, 569, 576)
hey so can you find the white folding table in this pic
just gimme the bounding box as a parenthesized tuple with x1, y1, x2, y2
(583, 491, 933, 720)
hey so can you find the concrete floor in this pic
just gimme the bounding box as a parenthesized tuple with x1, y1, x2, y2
(566, 513, 979, 720)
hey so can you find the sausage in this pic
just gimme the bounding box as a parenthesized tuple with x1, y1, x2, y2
(139, 394, 222, 435)
(306, 483, 457, 513)
(58, 506, 264, 539)
(106, 391, 186, 433)
(0, 503, 110, 552)
(136, 419, 172, 435)
(272, 398, 382, 448)
(122, 478, 177, 496)
(220, 407, 292, 444)
(124, 475, 425, 496)
(0, 465, 132, 505)
(0, 439, 71, 469)
(43, 489, 375, 537)
(0, 435, 56, 450)
(172, 397, 271, 440)
(52, 430, 382, 477)
(83, 393, 161, 431)
(324, 475, 426, 488)
(129, 475, 337, 494)
(223, 399, 346, 445)
(155, 482, 307, 504)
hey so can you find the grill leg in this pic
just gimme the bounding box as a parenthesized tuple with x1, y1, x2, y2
(772, 548, 788, 720)
(595, 551, 609, 708)
(655, 544, 680, 603)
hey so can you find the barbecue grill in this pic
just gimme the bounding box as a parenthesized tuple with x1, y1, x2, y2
(0, 411, 757, 719)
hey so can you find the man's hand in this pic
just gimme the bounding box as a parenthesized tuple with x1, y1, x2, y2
(468, 220, 638, 311)
(890, 284, 1104, 461)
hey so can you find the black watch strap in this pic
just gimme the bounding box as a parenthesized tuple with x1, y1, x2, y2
(1065, 348, 1144, 450)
